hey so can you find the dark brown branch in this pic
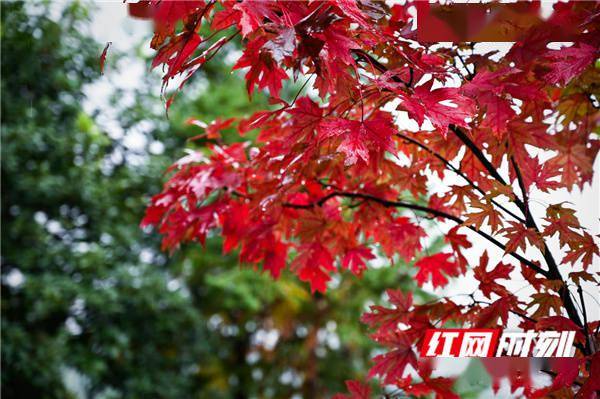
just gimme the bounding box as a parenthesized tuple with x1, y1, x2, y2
(449, 125, 508, 186)
(289, 75, 314, 107)
(509, 156, 585, 333)
(456, 52, 474, 80)
(511, 156, 531, 222)
(397, 132, 526, 224)
(510, 157, 563, 279)
(284, 191, 548, 277)
(449, 124, 584, 331)
(577, 285, 591, 354)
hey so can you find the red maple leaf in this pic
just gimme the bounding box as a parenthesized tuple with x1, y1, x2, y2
(414, 253, 461, 288)
(473, 251, 514, 299)
(520, 156, 562, 193)
(373, 217, 426, 262)
(361, 289, 413, 331)
(473, 295, 518, 327)
(527, 292, 563, 319)
(332, 0, 372, 28)
(99, 42, 111, 75)
(291, 242, 336, 293)
(233, 37, 289, 98)
(479, 92, 515, 138)
(397, 363, 460, 399)
(153, 0, 204, 29)
(445, 226, 472, 269)
(151, 32, 202, 81)
(548, 358, 584, 391)
(188, 117, 235, 140)
(262, 241, 288, 279)
(287, 96, 323, 141)
(342, 246, 375, 276)
(318, 112, 396, 165)
(233, 0, 281, 38)
(463, 199, 503, 233)
(314, 23, 360, 67)
(500, 221, 544, 254)
(333, 380, 371, 399)
(562, 232, 598, 270)
(220, 202, 250, 253)
(548, 141, 592, 189)
(399, 79, 475, 136)
(544, 43, 597, 86)
(543, 203, 582, 248)
(368, 331, 418, 384)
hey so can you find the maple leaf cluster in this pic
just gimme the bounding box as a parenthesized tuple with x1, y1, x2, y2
(133, 1, 600, 397)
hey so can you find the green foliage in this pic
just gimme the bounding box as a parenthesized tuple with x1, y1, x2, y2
(2, 3, 207, 398)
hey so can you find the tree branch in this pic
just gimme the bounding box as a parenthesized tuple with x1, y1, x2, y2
(396, 132, 526, 224)
(577, 284, 591, 354)
(456, 52, 474, 80)
(450, 124, 585, 331)
(449, 125, 508, 185)
(509, 156, 585, 333)
(284, 191, 548, 277)
(510, 156, 531, 222)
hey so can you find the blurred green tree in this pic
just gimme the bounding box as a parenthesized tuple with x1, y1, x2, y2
(1, 2, 211, 398)
(1, 2, 438, 398)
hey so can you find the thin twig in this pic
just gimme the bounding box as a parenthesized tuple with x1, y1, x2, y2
(456, 51, 474, 80)
(577, 285, 591, 353)
(396, 132, 525, 224)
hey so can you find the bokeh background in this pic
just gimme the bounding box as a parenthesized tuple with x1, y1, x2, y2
(2, 2, 597, 399)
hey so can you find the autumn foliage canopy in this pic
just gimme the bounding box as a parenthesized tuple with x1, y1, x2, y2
(133, 1, 600, 397)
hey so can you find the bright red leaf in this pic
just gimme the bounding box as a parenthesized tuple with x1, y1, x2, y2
(414, 253, 461, 288)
